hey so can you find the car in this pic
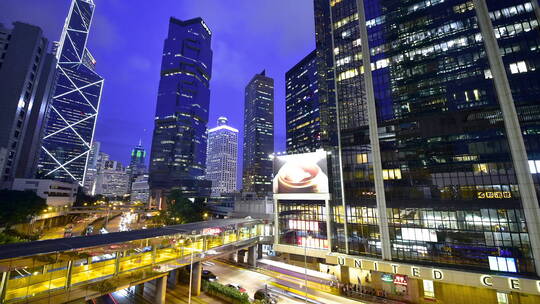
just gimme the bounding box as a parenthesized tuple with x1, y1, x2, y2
(201, 270, 217, 281)
(254, 289, 277, 304)
(226, 283, 246, 293)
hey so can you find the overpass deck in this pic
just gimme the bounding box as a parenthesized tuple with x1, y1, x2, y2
(0, 218, 266, 303)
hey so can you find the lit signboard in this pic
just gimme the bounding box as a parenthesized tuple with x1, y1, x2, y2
(394, 275, 408, 286)
(381, 274, 393, 282)
(202, 227, 222, 236)
(477, 191, 512, 199)
(273, 150, 328, 194)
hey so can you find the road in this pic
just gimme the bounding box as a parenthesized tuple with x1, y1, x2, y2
(105, 260, 367, 304)
(40, 216, 97, 240)
(40, 211, 143, 240)
(203, 261, 368, 304)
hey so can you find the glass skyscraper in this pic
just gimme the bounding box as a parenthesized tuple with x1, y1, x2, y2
(242, 70, 274, 197)
(206, 117, 238, 197)
(149, 17, 213, 205)
(275, 0, 540, 302)
(0, 22, 57, 187)
(38, 0, 104, 186)
(129, 141, 147, 177)
(285, 50, 321, 154)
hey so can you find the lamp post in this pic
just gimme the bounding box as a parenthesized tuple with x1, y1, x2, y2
(304, 234, 312, 304)
(178, 241, 203, 304)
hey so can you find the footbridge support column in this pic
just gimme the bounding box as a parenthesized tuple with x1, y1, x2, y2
(191, 261, 202, 297)
(247, 245, 257, 267)
(155, 275, 167, 304)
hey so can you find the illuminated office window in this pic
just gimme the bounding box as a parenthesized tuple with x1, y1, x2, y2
(383, 168, 402, 180)
(356, 153, 368, 164)
(488, 256, 517, 273)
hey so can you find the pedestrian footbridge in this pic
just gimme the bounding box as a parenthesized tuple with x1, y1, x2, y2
(0, 218, 270, 303)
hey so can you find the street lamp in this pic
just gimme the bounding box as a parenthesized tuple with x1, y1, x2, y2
(178, 239, 203, 304)
(304, 234, 313, 304)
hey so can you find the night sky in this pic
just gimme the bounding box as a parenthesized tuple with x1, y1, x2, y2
(0, 1, 315, 175)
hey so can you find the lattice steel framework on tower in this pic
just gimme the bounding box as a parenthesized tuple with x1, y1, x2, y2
(39, 0, 104, 186)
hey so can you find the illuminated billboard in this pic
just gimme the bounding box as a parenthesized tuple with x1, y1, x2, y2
(273, 150, 328, 194)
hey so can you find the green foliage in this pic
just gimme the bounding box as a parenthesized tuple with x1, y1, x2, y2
(0, 232, 27, 245)
(152, 190, 207, 225)
(3, 229, 39, 241)
(74, 187, 107, 207)
(202, 280, 250, 304)
(0, 190, 47, 228)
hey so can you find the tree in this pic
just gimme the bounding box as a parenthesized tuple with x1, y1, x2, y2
(73, 187, 107, 207)
(0, 190, 47, 229)
(166, 189, 207, 224)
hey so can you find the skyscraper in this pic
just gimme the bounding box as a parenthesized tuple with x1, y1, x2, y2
(38, 0, 104, 186)
(206, 117, 238, 197)
(129, 141, 147, 178)
(273, 0, 540, 302)
(82, 141, 100, 193)
(149, 17, 213, 206)
(127, 141, 147, 194)
(0, 22, 57, 187)
(242, 71, 274, 197)
(286, 50, 321, 154)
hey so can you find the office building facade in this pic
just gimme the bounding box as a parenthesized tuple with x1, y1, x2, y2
(242, 71, 274, 197)
(94, 160, 129, 198)
(12, 178, 78, 207)
(206, 117, 238, 197)
(0, 22, 57, 187)
(39, 0, 104, 186)
(131, 174, 150, 204)
(286, 50, 321, 154)
(149, 17, 213, 206)
(83, 141, 100, 193)
(273, 0, 540, 302)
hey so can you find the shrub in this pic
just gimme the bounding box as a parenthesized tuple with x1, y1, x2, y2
(202, 280, 250, 304)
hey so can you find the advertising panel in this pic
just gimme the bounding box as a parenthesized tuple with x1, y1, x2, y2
(273, 150, 328, 194)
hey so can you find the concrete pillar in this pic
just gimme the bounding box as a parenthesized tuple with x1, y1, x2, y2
(134, 283, 144, 297)
(155, 275, 167, 304)
(168, 269, 178, 286)
(191, 261, 202, 297)
(247, 246, 257, 267)
(228, 251, 237, 263)
(238, 250, 246, 264)
(257, 243, 263, 259)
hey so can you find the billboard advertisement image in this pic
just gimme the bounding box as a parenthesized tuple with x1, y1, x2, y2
(273, 150, 328, 194)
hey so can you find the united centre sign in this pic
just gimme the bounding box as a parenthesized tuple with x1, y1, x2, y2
(326, 253, 540, 296)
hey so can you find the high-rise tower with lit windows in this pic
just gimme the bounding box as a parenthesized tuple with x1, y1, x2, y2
(242, 70, 274, 197)
(286, 50, 321, 154)
(206, 117, 238, 197)
(149, 17, 213, 206)
(38, 0, 104, 186)
(275, 0, 540, 302)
